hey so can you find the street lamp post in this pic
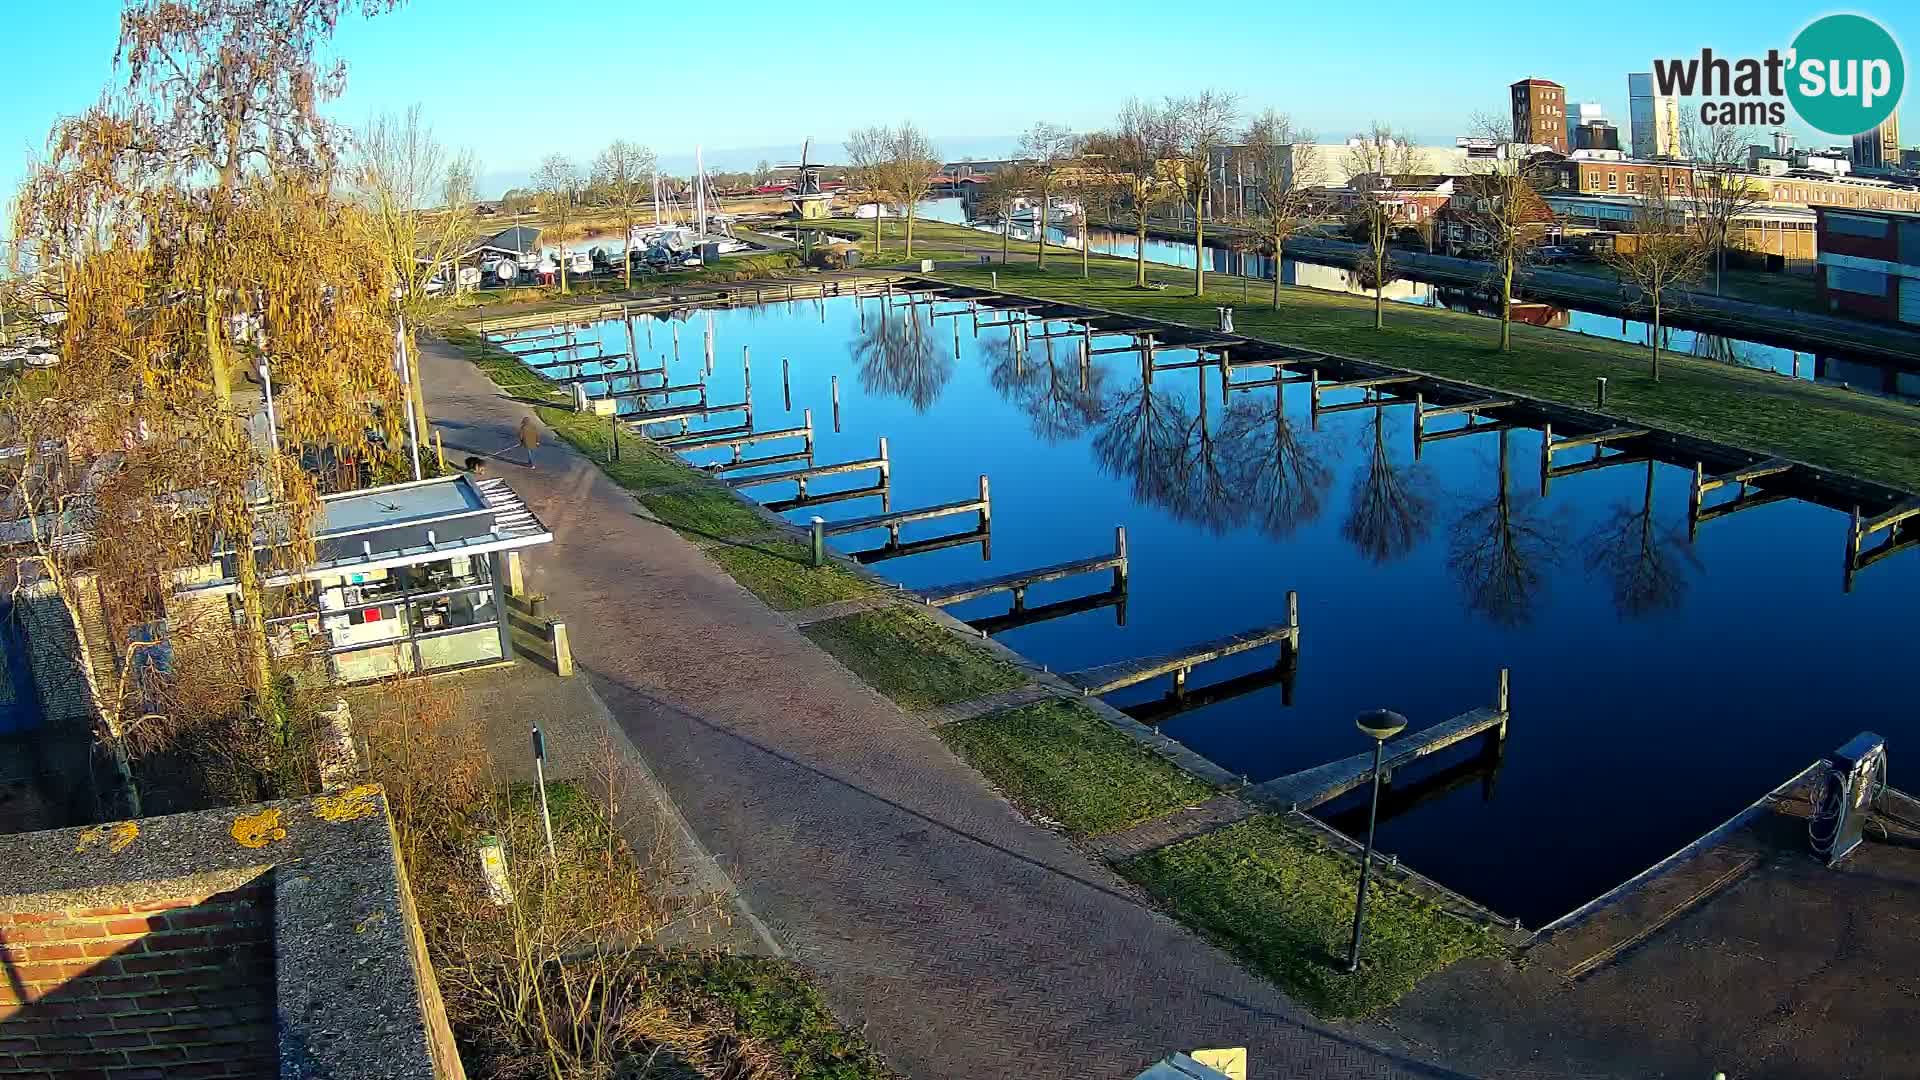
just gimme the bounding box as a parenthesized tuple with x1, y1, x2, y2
(1347, 707, 1408, 974)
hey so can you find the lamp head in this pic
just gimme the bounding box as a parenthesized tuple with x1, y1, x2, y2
(1356, 708, 1408, 742)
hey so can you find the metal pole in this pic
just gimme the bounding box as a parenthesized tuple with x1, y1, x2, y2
(258, 363, 281, 455)
(532, 725, 558, 870)
(1347, 736, 1387, 973)
(810, 516, 826, 566)
(397, 317, 423, 481)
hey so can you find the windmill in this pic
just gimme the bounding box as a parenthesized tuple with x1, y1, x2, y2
(777, 138, 834, 219)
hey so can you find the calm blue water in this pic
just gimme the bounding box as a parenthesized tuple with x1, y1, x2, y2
(502, 295, 1918, 925)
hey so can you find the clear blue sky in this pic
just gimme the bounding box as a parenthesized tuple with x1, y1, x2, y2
(3, 1, 1914, 202)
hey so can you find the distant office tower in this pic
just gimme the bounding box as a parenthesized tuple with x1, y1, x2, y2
(1628, 73, 1679, 158)
(1511, 78, 1568, 154)
(1773, 130, 1794, 156)
(1852, 115, 1901, 170)
(1566, 102, 1605, 152)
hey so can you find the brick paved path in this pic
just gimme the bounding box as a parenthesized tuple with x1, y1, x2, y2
(420, 338, 1468, 1080)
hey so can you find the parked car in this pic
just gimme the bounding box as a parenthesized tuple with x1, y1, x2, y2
(1535, 245, 1573, 265)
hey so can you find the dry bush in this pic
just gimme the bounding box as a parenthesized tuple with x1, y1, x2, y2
(362, 678, 757, 1080)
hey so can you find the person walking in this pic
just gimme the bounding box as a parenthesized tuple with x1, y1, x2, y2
(495, 415, 542, 469)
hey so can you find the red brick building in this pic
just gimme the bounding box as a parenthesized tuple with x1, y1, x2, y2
(1815, 206, 1920, 324)
(1510, 79, 1568, 155)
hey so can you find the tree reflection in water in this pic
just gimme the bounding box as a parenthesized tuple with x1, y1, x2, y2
(1220, 384, 1334, 539)
(851, 300, 953, 412)
(1446, 429, 1566, 626)
(980, 328, 1107, 442)
(1342, 409, 1432, 562)
(1585, 458, 1701, 616)
(1091, 357, 1189, 512)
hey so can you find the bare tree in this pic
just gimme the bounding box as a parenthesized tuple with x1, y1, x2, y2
(1455, 115, 1557, 351)
(1346, 124, 1418, 330)
(1602, 182, 1710, 379)
(1110, 99, 1176, 288)
(1017, 122, 1076, 269)
(882, 122, 940, 259)
(1166, 91, 1239, 296)
(1064, 134, 1112, 280)
(974, 166, 1027, 264)
(350, 105, 477, 438)
(844, 125, 890, 257)
(533, 154, 582, 294)
(1241, 110, 1318, 309)
(1683, 121, 1764, 296)
(591, 139, 656, 291)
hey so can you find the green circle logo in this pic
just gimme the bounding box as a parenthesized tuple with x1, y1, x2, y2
(1788, 14, 1905, 137)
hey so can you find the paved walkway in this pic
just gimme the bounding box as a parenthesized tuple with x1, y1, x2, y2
(418, 337, 1464, 1079)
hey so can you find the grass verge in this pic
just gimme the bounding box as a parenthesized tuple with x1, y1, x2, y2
(646, 954, 897, 1080)
(939, 699, 1214, 835)
(702, 538, 874, 612)
(1122, 815, 1502, 1019)
(801, 607, 1024, 710)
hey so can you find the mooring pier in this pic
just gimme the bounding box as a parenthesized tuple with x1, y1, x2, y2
(1063, 596, 1299, 699)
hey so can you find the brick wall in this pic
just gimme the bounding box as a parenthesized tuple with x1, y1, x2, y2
(0, 883, 275, 1079)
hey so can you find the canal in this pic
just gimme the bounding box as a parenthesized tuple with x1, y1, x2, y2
(505, 293, 1918, 927)
(910, 197, 1920, 403)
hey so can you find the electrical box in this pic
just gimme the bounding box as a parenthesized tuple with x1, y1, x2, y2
(1812, 731, 1886, 866)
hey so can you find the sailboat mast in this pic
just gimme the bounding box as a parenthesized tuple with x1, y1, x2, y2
(696, 145, 707, 240)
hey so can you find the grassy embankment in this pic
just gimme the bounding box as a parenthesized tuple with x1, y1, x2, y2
(840, 217, 1920, 492)
(451, 317, 1506, 1017)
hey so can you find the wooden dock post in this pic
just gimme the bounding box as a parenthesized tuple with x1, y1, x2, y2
(1114, 526, 1129, 593)
(1596, 376, 1608, 408)
(832, 375, 842, 432)
(782, 357, 792, 411)
(977, 474, 991, 533)
(434, 430, 445, 471)
(1538, 422, 1553, 497)
(1412, 393, 1425, 459)
(1689, 462, 1706, 540)
(802, 409, 815, 455)
(1285, 590, 1300, 661)
(743, 346, 752, 404)
(878, 437, 890, 487)
(671, 321, 678, 357)
(624, 316, 637, 369)
(1308, 368, 1321, 430)
(811, 516, 826, 567)
(1846, 505, 1863, 591)
(608, 412, 620, 463)
(1495, 667, 1511, 741)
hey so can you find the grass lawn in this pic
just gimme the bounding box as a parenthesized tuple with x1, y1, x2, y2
(702, 538, 874, 612)
(801, 607, 1025, 710)
(644, 954, 898, 1080)
(1123, 815, 1503, 1019)
(874, 224, 1920, 494)
(939, 699, 1214, 836)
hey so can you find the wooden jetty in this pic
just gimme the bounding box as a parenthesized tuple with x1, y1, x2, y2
(1122, 662, 1293, 726)
(607, 379, 707, 403)
(1689, 458, 1794, 538)
(729, 438, 887, 499)
(1846, 497, 1920, 591)
(850, 523, 989, 565)
(1063, 596, 1299, 698)
(1539, 423, 1648, 495)
(766, 481, 889, 515)
(820, 475, 989, 546)
(663, 411, 813, 461)
(965, 586, 1126, 636)
(918, 526, 1126, 609)
(1412, 394, 1515, 458)
(622, 399, 748, 430)
(1249, 670, 1511, 812)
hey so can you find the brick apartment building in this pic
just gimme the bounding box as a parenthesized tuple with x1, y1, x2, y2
(1814, 206, 1920, 323)
(1558, 158, 1920, 213)
(1511, 79, 1569, 155)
